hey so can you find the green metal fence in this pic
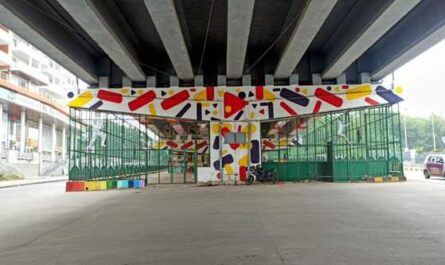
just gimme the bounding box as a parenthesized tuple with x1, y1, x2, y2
(262, 104, 403, 182)
(68, 108, 169, 182)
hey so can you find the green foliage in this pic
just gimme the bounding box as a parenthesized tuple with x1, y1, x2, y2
(403, 115, 445, 153)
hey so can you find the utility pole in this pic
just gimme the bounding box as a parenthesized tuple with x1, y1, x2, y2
(432, 113, 437, 151)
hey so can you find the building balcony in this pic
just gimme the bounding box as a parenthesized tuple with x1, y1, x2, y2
(10, 61, 49, 86)
(0, 49, 9, 66)
(10, 39, 32, 61)
(0, 27, 11, 45)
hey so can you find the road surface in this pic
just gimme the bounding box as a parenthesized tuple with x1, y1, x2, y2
(1, 175, 445, 264)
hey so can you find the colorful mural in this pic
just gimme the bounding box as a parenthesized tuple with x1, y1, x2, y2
(68, 84, 403, 122)
(68, 84, 403, 183)
(151, 139, 208, 153)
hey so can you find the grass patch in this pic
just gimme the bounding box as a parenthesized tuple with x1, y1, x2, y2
(0, 174, 24, 181)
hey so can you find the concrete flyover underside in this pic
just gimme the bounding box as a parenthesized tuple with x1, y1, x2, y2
(1, 180, 445, 264)
(0, 0, 443, 87)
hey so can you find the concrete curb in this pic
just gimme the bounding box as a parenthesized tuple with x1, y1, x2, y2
(0, 178, 67, 189)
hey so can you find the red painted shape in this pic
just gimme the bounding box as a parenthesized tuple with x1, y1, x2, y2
(128, 90, 156, 111)
(255, 86, 264, 100)
(196, 141, 208, 150)
(239, 166, 247, 182)
(263, 140, 276, 149)
(161, 90, 190, 110)
(314, 88, 343, 107)
(206, 86, 214, 100)
(98, 89, 123, 103)
(166, 141, 179, 148)
(221, 127, 231, 137)
(181, 141, 194, 149)
(229, 143, 240, 150)
(342, 85, 349, 89)
(224, 92, 248, 118)
(365, 97, 379, 106)
(259, 109, 265, 115)
(190, 88, 196, 92)
(313, 100, 322, 113)
(280, 101, 298, 116)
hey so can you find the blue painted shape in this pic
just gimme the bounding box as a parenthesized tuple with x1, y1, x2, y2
(133, 180, 139, 188)
(128, 180, 134, 188)
(117, 180, 125, 189)
(139, 180, 145, 188)
(122, 180, 129, 189)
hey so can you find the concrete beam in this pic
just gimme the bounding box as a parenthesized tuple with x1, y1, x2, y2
(274, 0, 337, 78)
(322, 0, 421, 79)
(372, 24, 445, 80)
(226, 0, 255, 79)
(0, 3, 97, 84)
(143, 0, 194, 80)
(56, 0, 145, 82)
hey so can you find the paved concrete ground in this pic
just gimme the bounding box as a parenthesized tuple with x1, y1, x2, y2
(0, 176, 67, 189)
(1, 175, 445, 264)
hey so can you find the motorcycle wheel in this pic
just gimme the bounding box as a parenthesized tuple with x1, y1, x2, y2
(246, 175, 254, 185)
(270, 174, 277, 184)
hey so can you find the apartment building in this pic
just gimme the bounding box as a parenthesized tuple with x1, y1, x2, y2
(0, 25, 81, 176)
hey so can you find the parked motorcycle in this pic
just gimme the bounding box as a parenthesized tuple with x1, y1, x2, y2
(246, 165, 278, 185)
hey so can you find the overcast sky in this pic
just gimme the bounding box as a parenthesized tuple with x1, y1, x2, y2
(382, 39, 445, 118)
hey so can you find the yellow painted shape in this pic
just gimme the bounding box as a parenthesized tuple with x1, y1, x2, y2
(239, 155, 248, 167)
(334, 86, 340, 93)
(68, 91, 93, 108)
(263, 88, 276, 100)
(240, 123, 257, 134)
(148, 103, 157, 116)
(203, 102, 211, 107)
(212, 123, 220, 134)
(225, 105, 232, 113)
(169, 90, 175, 95)
(121, 88, 129, 95)
(391, 176, 400, 182)
(137, 89, 144, 96)
(374, 176, 384, 183)
(302, 88, 308, 95)
(249, 112, 255, 119)
(224, 164, 234, 175)
(194, 90, 206, 101)
(395, 86, 403, 95)
(218, 90, 224, 97)
(99, 181, 107, 190)
(222, 149, 228, 155)
(212, 110, 218, 116)
(85, 181, 97, 191)
(345, 85, 372, 100)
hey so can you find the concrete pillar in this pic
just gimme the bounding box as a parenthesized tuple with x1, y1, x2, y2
(336, 73, 347, 84)
(38, 117, 43, 153)
(194, 75, 203, 87)
(170, 76, 179, 87)
(290, 74, 299, 85)
(62, 126, 66, 161)
(265, 74, 274, 86)
(19, 110, 26, 153)
(312, 74, 322, 85)
(0, 104, 3, 152)
(146, 76, 156, 87)
(122, 76, 132, 87)
(360, 72, 371, 83)
(99, 76, 109, 88)
(51, 122, 56, 162)
(217, 75, 226, 86)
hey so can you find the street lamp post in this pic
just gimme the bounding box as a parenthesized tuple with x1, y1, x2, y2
(432, 113, 437, 151)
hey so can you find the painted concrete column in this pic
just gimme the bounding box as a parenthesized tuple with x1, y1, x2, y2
(51, 122, 56, 162)
(62, 126, 66, 161)
(19, 110, 26, 153)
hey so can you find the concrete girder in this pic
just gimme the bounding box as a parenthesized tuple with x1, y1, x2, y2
(226, 0, 255, 79)
(56, 0, 145, 82)
(372, 24, 445, 80)
(143, 0, 194, 80)
(322, 0, 421, 79)
(0, 2, 97, 84)
(274, 0, 337, 79)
